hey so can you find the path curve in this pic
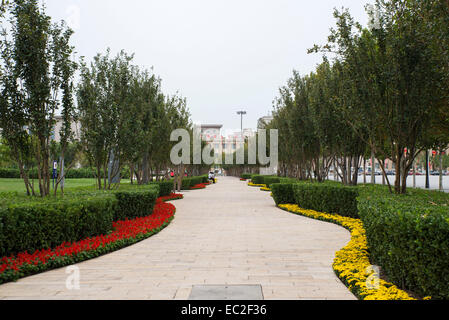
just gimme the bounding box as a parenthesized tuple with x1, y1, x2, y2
(0, 177, 355, 300)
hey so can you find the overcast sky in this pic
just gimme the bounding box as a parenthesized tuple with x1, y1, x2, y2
(44, 0, 373, 132)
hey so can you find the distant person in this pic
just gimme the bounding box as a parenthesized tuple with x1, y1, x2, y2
(208, 171, 216, 184)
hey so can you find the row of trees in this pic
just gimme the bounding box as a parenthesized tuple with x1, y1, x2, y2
(77, 50, 193, 190)
(0, 0, 202, 196)
(268, 0, 449, 194)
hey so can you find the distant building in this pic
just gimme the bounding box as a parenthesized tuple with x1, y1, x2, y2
(197, 124, 257, 156)
(52, 116, 81, 143)
(199, 124, 223, 156)
(257, 115, 274, 129)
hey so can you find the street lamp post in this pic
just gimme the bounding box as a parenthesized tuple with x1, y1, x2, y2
(237, 110, 247, 140)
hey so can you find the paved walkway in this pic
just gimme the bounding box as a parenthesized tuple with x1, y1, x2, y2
(0, 177, 355, 300)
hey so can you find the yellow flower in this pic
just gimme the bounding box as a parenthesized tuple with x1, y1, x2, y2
(278, 204, 415, 301)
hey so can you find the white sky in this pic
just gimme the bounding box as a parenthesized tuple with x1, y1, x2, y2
(43, 0, 373, 131)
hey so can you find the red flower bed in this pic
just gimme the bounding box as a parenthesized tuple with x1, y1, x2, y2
(157, 193, 184, 203)
(190, 183, 207, 190)
(0, 195, 179, 284)
(240, 178, 247, 181)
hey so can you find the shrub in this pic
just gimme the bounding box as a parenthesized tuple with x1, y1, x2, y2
(264, 176, 280, 188)
(358, 198, 449, 299)
(181, 178, 192, 190)
(271, 183, 295, 205)
(0, 184, 160, 257)
(0, 195, 116, 257)
(293, 184, 359, 218)
(114, 186, 159, 221)
(241, 173, 252, 180)
(150, 181, 173, 197)
(190, 177, 203, 187)
(0, 168, 20, 178)
(251, 175, 265, 185)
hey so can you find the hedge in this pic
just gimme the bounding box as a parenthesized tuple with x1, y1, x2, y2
(113, 186, 159, 221)
(0, 168, 21, 178)
(241, 173, 252, 180)
(293, 184, 359, 218)
(178, 176, 207, 190)
(358, 198, 449, 299)
(0, 167, 132, 179)
(0, 184, 160, 257)
(150, 181, 173, 197)
(264, 176, 280, 188)
(271, 183, 295, 206)
(251, 175, 265, 185)
(0, 195, 116, 257)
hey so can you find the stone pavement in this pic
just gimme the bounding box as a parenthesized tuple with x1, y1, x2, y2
(0, 177, 356, 300)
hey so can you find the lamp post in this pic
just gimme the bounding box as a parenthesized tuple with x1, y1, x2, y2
(237, 110, 247, 140)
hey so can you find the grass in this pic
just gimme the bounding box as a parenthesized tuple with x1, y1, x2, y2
(0, 178, 131, 195)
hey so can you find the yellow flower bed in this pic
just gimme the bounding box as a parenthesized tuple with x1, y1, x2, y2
(248, 182, 266, 188)
(278, 204, 417, 300)
(261, 187, 271, 192)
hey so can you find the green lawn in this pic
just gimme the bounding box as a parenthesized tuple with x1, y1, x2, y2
(0, 178, 99, 194)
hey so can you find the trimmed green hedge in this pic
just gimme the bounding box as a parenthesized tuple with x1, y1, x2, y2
(251, 175, 265, 185)
(181, 178, 192, 190)
(271, 183, 295, 206)
(358, 198, 449, 299)
(150, 181, 173, 197)
(114, 187, 159, 221)
(264, 176, 280, 188)
(178, 176, 207, 190)
(0, 184, 160, 257)
(0, 196, 116, 257)
(0, 168, 20, 178)
(293, 184, 359, 218)
(0, 167, 132, 179)
(241, 173, 252, 180)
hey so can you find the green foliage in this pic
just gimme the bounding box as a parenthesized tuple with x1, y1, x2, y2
(0, 1, 77, 197)
(241, 173, 252, 180)
(0, 195, 116, 257)
(358, 197, 449, 299)
(0, 184, 161, 257)
(0, 168, 20, 178)
(150, 181, 173, 197)
(251, 175, 265, 185)
(263, 176, 280, 188)
(293, 184, 359, 218)
(271, 183, 295, 206)
(114, 186, 159, 221)
(180, 178, 192, 190)
(0, 167, 131, 180)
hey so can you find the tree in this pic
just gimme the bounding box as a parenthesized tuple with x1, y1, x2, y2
(77, 49, 135, 190)
(309, 2, 448, 193)
(0, 0, 76, 196)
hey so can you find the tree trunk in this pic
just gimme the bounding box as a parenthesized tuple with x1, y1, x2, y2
(394, 147, 402, 194)
(413, 162, 416, 188)
(363, 159, 366, 184)
(142, 151, 149, 184)
(440, 151, 444, 191)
